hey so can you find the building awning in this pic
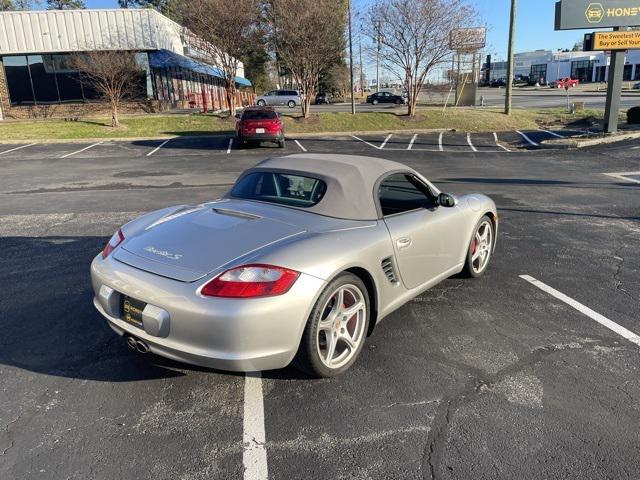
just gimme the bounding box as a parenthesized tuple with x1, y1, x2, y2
(149, 49, 251, 87)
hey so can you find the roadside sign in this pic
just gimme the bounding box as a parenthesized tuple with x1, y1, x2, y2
(449, 27, 486, 51)
(555, 0, 640, 30)
(591, 30, 640, 50)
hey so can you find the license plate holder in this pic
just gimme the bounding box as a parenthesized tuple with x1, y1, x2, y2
(122, 296, 146, 329)
(255, 128, 265, 134)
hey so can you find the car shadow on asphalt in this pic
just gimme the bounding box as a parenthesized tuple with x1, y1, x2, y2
(439, 177, 638, 190)
(0, 235, 314, 382)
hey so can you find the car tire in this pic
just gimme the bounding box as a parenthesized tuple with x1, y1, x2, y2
(395, 99, 402, 105)
(288, 100, 296, 108)
(372, 99, 379, 105)
(257, 100, 266, 106)
(462, 215, 494, 278)
(293, 272, 370, 378)
(277, 139, 285, 148)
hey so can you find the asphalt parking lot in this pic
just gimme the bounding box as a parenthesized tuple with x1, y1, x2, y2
(1, 133, 639, 479)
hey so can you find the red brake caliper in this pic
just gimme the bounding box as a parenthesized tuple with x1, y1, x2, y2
(471, 239, 477, 255)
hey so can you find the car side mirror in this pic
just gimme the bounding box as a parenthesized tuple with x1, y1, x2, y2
(234, 113, 241, 119)
(437, 192, 457, 207)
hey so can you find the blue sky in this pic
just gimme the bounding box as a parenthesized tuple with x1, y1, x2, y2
(84, 0, 584, 61)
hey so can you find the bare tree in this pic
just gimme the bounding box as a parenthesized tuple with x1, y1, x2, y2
(72, 50, 144, 127)
(367, 0, 477, 117)
(178, 0, 261, 117)
(267, 0, 346, 118)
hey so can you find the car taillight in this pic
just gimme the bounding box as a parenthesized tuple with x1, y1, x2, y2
(201, 264, 300, 298)
(102, 228, 124, 259)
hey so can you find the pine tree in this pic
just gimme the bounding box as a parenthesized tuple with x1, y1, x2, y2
(46, 0, 86, 9)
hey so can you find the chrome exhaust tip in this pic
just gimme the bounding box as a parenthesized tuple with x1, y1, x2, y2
(135, 339, 150, 354)
(125, 336, 137, 351)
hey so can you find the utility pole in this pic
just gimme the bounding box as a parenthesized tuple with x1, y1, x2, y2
(348, 0, 355, 114)
(376, 22, 380, 93)
(359, 33, 365, 95)
(505, 0, 517, 115)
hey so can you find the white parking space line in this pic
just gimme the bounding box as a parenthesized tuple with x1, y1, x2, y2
(351, 135, 382, 150)
(407, 134, 418, 150)
(515, 130, 539, 147)
(227, 138, 234, 154)
(540, 129, 565, 139)
(466, 133, 478, 152)
(493, 132, 511, 152)
(520, 275, 640, 347)
(379, 134, 392, 149)
(438, 132, 444, 151)
(0, 143, 37, 156)
(294, 139, 307, 152)
(60, 141, 103, 159)
(146, 139, 171, 157)
(243, 371, 268, 480)
(603, 171, 640, 185)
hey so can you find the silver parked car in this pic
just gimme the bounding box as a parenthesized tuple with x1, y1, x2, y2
(256, 89, 301, 108)
(91, 154, 497, 377)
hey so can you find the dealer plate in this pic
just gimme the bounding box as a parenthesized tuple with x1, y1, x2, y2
(122, 296, 145, 329)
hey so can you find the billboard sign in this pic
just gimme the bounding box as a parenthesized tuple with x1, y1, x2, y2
(592, 30, 640, 49)
(449, 27, 486, 51)
(556, 1, 640, 30)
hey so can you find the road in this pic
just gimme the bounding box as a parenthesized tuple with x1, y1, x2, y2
(279, 86, 640, 113)
(1, 134, 639, 479)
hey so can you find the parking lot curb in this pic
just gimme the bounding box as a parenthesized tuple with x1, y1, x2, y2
(540, 130, 640, 149)
(0, 133, 233, 145)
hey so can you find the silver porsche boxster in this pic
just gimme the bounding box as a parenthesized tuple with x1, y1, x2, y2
(91, 154, 497, 377)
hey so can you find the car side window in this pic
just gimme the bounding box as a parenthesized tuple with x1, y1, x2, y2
(378, 173, 437, 216)
(266, 91, 276, 96)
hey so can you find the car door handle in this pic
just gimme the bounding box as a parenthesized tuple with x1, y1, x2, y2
(396, 237, 412, 250)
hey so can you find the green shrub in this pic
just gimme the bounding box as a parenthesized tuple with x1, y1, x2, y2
(627, 106, 640, 124)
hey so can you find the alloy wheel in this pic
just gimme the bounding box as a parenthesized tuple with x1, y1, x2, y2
(470, 220, 493, 274)
(316, 284, 367, 369)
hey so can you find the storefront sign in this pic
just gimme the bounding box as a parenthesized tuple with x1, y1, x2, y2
(556, 1, 640, 30)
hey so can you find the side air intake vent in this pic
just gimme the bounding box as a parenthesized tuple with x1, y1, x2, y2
(381, 257, 399, 284)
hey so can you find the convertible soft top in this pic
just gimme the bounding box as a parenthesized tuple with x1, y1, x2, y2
(228, 154, 416, 220)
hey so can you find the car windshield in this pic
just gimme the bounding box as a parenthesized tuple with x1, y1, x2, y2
(243, 110, 278, 120)
(231, 172, 327, 208)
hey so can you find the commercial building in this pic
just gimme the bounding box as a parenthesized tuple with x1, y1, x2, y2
(0, 9, 253, 119)
(485, 48, 640, 84)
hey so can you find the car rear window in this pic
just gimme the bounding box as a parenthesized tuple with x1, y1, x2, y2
(231, 172, 327, 208)
(242, 110, 278, 120)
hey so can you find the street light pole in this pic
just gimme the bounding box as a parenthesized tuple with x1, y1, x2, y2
(348, 0, 355, 114)
(505, 0, 517, 115)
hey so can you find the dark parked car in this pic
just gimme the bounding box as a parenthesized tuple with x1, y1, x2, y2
(315, 92, 331, 104)
(235, 106, 285, 148)
(490, 78, 506, 88)
(365, 91, 406, 105)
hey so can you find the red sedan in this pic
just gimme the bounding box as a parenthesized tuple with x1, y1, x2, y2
(553, 77, 579, 89)
(235, 106, 285, 148)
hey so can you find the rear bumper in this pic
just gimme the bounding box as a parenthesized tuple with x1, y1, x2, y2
(90, 254, 325, 371)
(239, 132, 284, 142)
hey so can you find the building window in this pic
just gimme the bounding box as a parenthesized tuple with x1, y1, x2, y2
(635, 65, 640, 81)
(52, 54, 84, 103)
(28, 55, 60, 104)
(3, 55, 35, 106)
(530, 64, 547, 84)
(570, 60, 595, 83)
(623, 64, 633, 81)
(2, 52, 147, 106)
